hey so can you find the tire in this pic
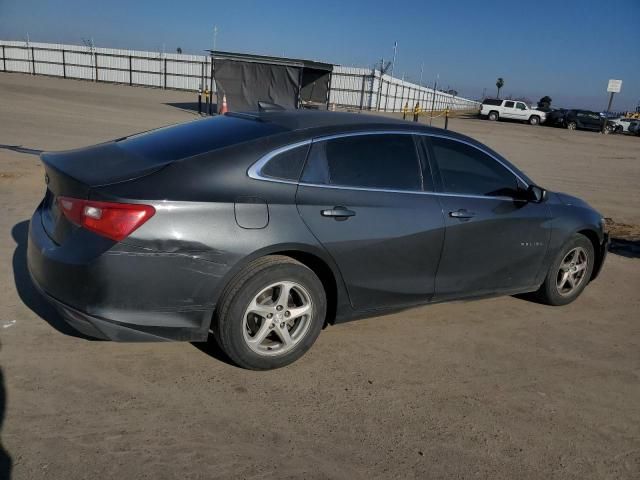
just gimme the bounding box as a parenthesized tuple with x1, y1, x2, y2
(529, 115, 540, 126)
(212, 255, 326, 370)
(533, 234, 595, 306)
(488, 111, 499, 121)
(566, 121, 577, 130)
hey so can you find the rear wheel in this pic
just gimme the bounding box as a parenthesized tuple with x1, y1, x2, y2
(213, 255, 326, 370)
(533, 234, 594, 306)
(567, 121, 577, 130)
(488, 111, 499, 121)
(529, 115, 540, 126)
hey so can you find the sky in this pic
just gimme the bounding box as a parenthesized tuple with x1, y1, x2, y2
(1, 0, 639, 110)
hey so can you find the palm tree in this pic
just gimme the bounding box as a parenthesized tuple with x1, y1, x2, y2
(496, 77, 505, 98)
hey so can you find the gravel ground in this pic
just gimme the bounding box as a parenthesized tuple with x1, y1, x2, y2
(0, 73, 638, 480)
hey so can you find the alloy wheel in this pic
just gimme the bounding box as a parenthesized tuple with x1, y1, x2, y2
(242, 281, 313, 356)
(556, 247, 588, 296)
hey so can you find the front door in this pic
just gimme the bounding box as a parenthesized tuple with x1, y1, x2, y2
(296, 133, 445, 311)
(425, 136, 550, 300)
(514, 102, 529, 121)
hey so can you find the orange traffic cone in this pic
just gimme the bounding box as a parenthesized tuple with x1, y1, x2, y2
(219, 94, 228, 115)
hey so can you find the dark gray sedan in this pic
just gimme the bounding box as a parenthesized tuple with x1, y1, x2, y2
(28, 111, 608, 369)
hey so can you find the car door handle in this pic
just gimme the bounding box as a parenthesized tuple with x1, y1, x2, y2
(321, 206, 356, 220)
(449, 209, 476, 219)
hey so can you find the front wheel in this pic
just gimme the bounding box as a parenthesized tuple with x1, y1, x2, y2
(529, 115, 540, 125)
(212, 255, 326, 370)
(533, 234, 594, 306)
(566, 121, 577, 130)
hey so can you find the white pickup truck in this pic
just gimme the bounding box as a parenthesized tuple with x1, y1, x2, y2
(480, 99, 546, 125)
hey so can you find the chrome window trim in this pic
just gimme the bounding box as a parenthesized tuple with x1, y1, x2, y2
(247, 139, 311, 185)
(296, 181, 519, 202)
(247, 130, 530, 198)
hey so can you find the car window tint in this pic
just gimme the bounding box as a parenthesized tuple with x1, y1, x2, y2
(301, 134, 422, 191)
(431, 137, 518, 197)
(516, 102, 526, 110)
(118, 115, 285, 164)
(261, 144, 309, 181)
(504, 101, 515, 108)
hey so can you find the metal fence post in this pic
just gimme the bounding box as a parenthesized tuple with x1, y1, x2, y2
(1, 45, 5, 72)
(94, 52, 98, 81)
(163, 57, 167, 89)
(359, 74, 366, 111)
(200, 61, 205, 92)
(128, 55, 132, 85)
(62, 49, 66, 78)
(208, 58, 214, 115)
(31, 46, 36, 75)
(384, 78, 391, 111)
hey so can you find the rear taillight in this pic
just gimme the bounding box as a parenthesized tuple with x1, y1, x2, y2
(57, 196, 155, 241)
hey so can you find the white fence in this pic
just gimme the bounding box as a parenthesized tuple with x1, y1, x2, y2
(0, 40, 479, 112)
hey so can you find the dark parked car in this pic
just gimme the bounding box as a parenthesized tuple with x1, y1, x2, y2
(553, 109, 614, 132)
(545, 108, 568, 126)
(28, 111, 608, 369)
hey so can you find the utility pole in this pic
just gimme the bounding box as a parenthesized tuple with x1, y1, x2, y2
(419, 63, 424, 86)
(213, 25, 218, 51)
(390, 41, 397, 78)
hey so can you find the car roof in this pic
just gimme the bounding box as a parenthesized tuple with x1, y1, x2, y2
(226, 110, 472, 141)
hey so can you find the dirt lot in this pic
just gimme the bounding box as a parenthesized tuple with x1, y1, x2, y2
(0, 74, 638, 479)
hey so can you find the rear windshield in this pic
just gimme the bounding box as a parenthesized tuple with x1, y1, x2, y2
(117, 115, 285, 163)
(482, 98, 502, 106)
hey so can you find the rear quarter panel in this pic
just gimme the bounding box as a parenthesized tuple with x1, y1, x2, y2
(91, 135, 353, 325)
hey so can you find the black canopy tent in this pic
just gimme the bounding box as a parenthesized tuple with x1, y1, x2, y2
(208, 50, 333, 112)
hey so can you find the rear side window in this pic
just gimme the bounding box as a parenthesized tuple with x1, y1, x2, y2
(430, 137, 518, 197)
(261, 144, 309, 181)
(301, 134, 422, 191)
(482, 99, 502, 106)
(504, 101, 515, 108)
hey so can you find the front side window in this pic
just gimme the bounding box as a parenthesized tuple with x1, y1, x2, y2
(430, 137, 519, 197)
(516, 102, 527, 110)
(301, 134, 422, 191)
(504, 101, 515, 108)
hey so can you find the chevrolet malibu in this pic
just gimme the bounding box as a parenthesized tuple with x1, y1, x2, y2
(28, 111, 608, 369)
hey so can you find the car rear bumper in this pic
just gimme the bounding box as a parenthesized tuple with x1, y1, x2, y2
(27, 207, 223, 342)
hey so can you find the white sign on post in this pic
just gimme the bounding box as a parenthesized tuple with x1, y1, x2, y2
(607, 79, 622, 93)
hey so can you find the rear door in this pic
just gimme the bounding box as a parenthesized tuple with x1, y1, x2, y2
(296, 132, 445, 311)
(501, 101, 517, 119)
(586, 112, 603, 130)
(425, 135, 550, 299)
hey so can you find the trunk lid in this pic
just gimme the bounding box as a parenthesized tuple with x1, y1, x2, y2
(40, 141, 169, 245)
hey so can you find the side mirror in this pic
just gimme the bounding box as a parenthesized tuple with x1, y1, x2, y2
(527, 185, 547, 203)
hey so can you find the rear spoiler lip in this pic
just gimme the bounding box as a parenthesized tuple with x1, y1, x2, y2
(40, 142, 170, 191)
